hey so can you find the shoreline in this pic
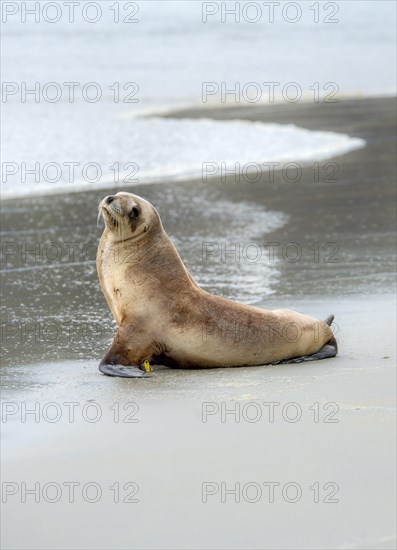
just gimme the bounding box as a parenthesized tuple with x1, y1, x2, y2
(1, 95, 394, 203)
(168, 96, 397, 298)
(1, 115, 366, 202)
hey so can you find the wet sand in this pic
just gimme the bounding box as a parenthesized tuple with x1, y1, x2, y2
(167, 96, 397, 297)
(1, 97, 396, 549)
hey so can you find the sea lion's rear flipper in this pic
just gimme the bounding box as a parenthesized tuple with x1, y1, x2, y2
(325, 314, 334, 326)
(272, 334, 338, 365)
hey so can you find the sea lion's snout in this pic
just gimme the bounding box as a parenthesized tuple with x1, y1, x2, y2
(99, 195, 123, 229)
(110, 202, 123, 215)
(100, 195, 123, 215)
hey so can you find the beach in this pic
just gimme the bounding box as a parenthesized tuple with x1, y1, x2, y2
(1, 96, 396, 549)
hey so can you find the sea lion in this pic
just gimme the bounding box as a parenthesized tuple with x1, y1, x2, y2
(97, 192, 337, 378)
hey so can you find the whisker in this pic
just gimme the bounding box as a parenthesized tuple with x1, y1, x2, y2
(97, 201, 125, 233)
(97, 208, 103, 228)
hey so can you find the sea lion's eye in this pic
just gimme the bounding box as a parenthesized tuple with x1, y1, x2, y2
(130, 206, 140, 219)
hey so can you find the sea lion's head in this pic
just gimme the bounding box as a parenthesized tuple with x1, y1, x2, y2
(98, 192, 160, 242)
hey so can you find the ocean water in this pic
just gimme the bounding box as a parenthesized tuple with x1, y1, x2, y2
(2, 105, 365, 198)
(1, 0, 395, 198)
(2, 1, 396, 102)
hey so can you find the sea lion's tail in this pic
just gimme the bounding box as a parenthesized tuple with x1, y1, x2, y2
(325, 314, 334, 326)
(272, 313, 338, 365)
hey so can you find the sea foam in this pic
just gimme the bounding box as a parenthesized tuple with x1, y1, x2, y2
(1, 106, 365, 199)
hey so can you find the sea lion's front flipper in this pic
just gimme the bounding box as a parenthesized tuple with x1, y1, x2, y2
(99, 361, 150, 378)
(98, 327, 153, 378)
